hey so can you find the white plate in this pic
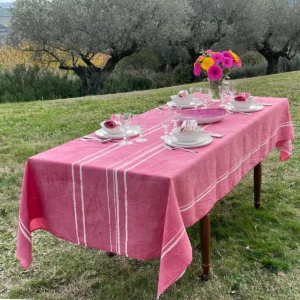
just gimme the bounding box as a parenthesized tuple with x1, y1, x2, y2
(225, 103, 264, 112)
(167, 101, 203, 109)
(95, 127, 140, 139)
(164, 134, 213, 148)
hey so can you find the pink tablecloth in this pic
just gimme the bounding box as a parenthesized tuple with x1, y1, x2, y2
(17, 97, 294, 297)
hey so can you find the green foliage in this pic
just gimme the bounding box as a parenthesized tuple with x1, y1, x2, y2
(101, 72, 154, 94)
(241, 51, 266, 66)
(230, 63, 267, 79)
(279, 54, 300, 73)
(0, 64, 83, 103)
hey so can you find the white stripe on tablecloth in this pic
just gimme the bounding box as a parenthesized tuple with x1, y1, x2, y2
(161, 225, 185, 252)
(106, 141, 162, 253)
(161, 227, 186, 259)
(19, 217, 30, 236)
(123, 147, 165, 256)
(113, 144, 163, 254)
(180, 122, 294, 212)
(19, 221, 31, 243)
(72, 143, 119, 245)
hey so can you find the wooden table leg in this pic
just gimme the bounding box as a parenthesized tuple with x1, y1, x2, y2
(254, 162, 262, 209)
(200, 214, 211, 281)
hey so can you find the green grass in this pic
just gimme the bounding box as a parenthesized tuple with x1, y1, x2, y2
(0, 72, 300, 299)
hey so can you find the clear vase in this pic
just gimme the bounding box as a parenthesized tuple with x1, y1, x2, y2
(209, 79, 223, 102)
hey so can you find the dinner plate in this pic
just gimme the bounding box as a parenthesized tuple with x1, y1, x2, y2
(164, 134, 213, 148)
(95, 127, 140, 139)
(167, 101, 203, 109)
(180, 108, 227, 124)
(225, 103, 264, 112)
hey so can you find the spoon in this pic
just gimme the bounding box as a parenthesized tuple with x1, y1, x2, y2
(81, 136, 114, 143)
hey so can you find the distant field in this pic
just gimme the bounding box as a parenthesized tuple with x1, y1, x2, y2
(0, 7, 11, 27)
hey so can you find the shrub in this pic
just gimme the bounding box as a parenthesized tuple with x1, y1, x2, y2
(229, 63, 267, 79)
(0, 64, 83, 103)
(279, 54, 300, 73)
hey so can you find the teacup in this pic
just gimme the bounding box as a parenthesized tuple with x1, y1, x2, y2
(171, 94, 193, 105)
(100, 121, 123, 135)
(230, 96, 254, 109)
(172, 126, 203, 143)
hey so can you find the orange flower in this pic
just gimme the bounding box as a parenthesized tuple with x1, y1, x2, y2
(201, 57, 214, 71)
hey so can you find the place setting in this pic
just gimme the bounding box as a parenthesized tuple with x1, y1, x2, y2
(167, 89, 204, 109)
(83, 112, 148, 146)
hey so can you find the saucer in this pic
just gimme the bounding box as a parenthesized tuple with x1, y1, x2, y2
(164, 134, 213, 148)
(95, 127, 140, 139)
(167, 101, 203, 109)
(225, 103, 264, 112)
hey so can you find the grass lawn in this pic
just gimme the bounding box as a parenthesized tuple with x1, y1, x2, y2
(0, 72, 299, 299)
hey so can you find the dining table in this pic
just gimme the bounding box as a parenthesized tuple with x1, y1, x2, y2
(17, 96, 294, 298)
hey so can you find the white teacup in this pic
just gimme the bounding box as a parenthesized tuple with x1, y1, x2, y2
(230, 96, 254, 109)
(172, 126, 203, 143)
(100, 121, 123, 135)
(171, 94, 193, 105)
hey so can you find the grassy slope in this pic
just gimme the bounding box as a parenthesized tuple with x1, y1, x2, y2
(0, 72, 299, 299)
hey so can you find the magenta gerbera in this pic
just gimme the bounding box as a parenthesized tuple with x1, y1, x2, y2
(207, 65, 223, 80)
(211, 52, 223, 64)
(222, 51, 233, 59)
(222, 57, 234, 69)
(193, 62, 201, 76)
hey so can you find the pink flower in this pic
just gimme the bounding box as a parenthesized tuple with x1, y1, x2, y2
(222, 57, 234, 69)
(222, 51, 233, 59)
(193, 62, 201, 76)
(211, 52, 223, 64)
(207, 49, 214, 55)
(104, 120, 118, 128)
(207, 65, 223, 80)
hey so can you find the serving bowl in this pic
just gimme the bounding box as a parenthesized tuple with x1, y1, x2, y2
(100, 121, 123, 135)
(172, 126, 204, 143)
(171, 94, 193, 105)
(230, 96, 254, 109)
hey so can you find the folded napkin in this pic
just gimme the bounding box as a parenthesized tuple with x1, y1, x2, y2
(235, 92, 251, 101)
(180, 120, 198, 133)
(178, 90, 189, 98)
(104, 120, 118, 128)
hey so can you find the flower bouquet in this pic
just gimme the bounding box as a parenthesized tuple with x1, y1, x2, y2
(193, 49, 242, 101)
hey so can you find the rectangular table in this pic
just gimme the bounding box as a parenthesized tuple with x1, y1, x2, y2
(17, 97, 294, 297)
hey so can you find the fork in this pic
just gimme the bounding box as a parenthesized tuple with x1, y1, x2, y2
(81, 136, 114, 143)
(164, 144, 198, 153)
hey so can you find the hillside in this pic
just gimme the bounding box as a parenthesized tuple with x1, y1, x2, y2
(0, 6, 11, 42)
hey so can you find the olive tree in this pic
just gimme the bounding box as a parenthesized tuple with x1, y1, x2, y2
(250, 0, 300, 74)
(183, 0, 256, 63)
(8, 0, 191, 95)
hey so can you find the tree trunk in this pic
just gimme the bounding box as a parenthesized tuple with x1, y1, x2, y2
(73, 65, 104, 95)
(266, 55, 279, 75)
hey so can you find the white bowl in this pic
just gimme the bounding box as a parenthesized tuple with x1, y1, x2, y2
(172, 126, 204, 143)
(100, 121, 123, 135)
(230, 96, 254, 109)
(171, 94, 193, 105)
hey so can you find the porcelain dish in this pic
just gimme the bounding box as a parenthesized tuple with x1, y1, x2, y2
(180, 108, 226, 124)
(100, 121, 123, 135)
(172, 126, 204, 142)
(171, 94, 193, 105)
(230, 96, 255, 109)
(225, 103, 264, 112)
(165, 134, 213, 148)
(95, 127, 140, 139)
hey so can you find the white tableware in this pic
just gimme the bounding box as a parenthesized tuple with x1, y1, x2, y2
(230, 96, 254, 109)
(180, 108, 227, 124)
(100, 121, 123, 135)
(172, 126, 204, 143)
(167, 101, 203, 109)
(95, 127, 139, 140)
(165, 134, 213, 149)
(225, 103, 264, 113)
(171, 94, 193, 105)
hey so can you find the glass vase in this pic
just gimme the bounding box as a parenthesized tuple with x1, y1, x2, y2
(209, 79, 223, 102)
